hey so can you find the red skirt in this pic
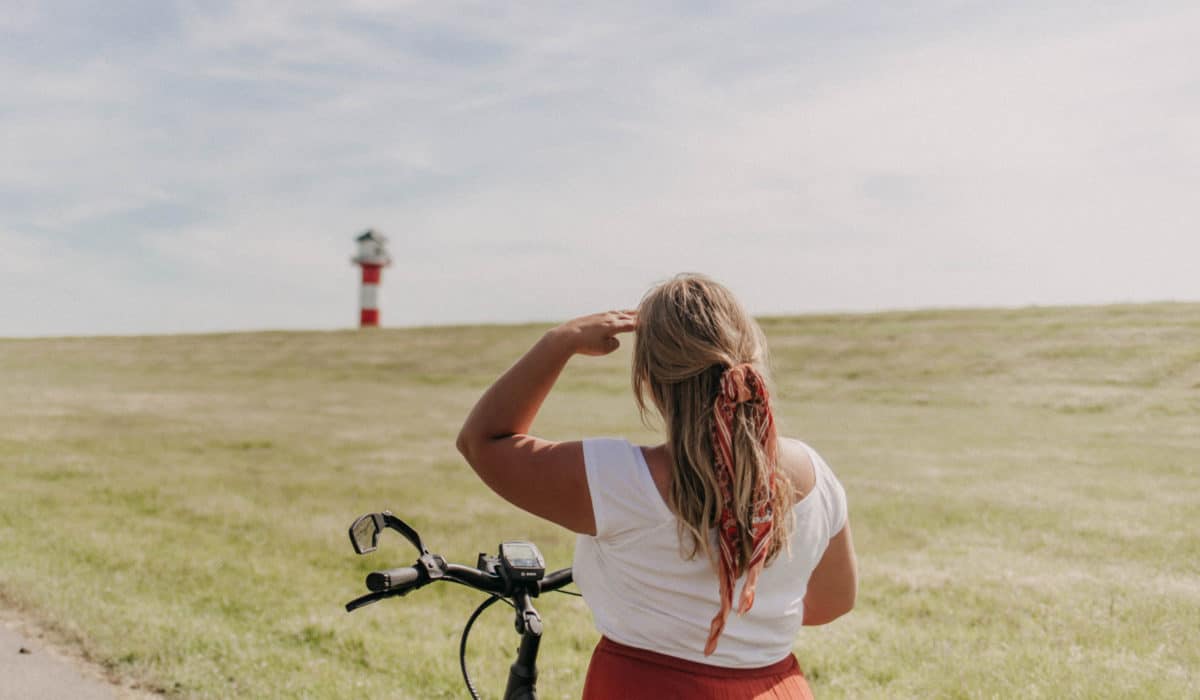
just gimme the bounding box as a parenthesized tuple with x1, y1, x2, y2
(581, 637, 814, 700)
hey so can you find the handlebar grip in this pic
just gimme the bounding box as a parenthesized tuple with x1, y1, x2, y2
(366, 566, 421, 592)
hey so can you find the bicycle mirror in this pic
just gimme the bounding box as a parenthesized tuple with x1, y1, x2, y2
(348, 513, 385, 554)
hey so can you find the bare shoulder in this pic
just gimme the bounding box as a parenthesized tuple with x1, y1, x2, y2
(777, 436, 817, 501)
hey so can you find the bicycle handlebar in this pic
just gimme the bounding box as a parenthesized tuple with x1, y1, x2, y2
(444, 563, 574, 596)
(344, 513, 576, 700)
(359, 562, 574, 597)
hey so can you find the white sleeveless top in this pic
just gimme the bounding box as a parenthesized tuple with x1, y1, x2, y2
(572, 437, 848, 668)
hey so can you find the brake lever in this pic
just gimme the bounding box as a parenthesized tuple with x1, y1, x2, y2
(345, 591, 395, 613)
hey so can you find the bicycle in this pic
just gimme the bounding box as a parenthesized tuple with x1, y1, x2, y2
(343, 511, 576, 700)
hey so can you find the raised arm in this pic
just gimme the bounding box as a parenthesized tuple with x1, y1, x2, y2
(456, 310, 637, 535)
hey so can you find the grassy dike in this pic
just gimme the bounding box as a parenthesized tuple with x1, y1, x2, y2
(2, 304, 1198, 698)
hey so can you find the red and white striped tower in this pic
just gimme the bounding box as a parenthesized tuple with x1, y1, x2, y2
(351, 229, 392, 327)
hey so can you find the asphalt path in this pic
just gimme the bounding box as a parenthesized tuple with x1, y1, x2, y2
(0, 615, 119, 700)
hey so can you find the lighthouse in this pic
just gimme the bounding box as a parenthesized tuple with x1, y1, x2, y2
(351, 229, 392, 327)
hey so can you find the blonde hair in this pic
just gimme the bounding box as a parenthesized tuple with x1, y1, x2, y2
(632, 274, 793, 570)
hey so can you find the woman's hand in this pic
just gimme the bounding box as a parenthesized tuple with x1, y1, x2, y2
(549, 310, 638, 356)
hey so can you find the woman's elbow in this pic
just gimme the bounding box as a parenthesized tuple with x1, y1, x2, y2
(831, 579, 858, 620)
(836, 587, 857, 619)
(455, 430, 473, 462)
(802, 604, 851, 626)
(456, 433, 489, 475)
(803, 588, 856, 626)
(456, 430, 508, 477)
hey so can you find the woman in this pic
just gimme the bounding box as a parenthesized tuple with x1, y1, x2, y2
(457, 274, 856, 699)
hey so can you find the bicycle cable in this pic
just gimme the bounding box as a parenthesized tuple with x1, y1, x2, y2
(459, 594, 509, 700)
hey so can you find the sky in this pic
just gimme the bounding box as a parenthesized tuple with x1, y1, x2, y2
(2, 1, 1198, 337)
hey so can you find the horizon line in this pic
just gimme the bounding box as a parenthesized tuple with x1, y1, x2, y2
(3, 298, 1196, 342)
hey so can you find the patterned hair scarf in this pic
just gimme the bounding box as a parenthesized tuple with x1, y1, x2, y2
(704, 363, 779, 656)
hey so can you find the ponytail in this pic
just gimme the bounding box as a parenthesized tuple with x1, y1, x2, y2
(631, 273, 795, 656)
(703, 363, 788, 655)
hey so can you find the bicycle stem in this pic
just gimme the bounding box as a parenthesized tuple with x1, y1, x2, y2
(504, 589, 543, 700)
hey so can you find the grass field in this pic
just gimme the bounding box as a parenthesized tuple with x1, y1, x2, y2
(2, 303, 1199, 698)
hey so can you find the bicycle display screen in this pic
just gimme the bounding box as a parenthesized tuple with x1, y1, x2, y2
(499, 541, 545, 580)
